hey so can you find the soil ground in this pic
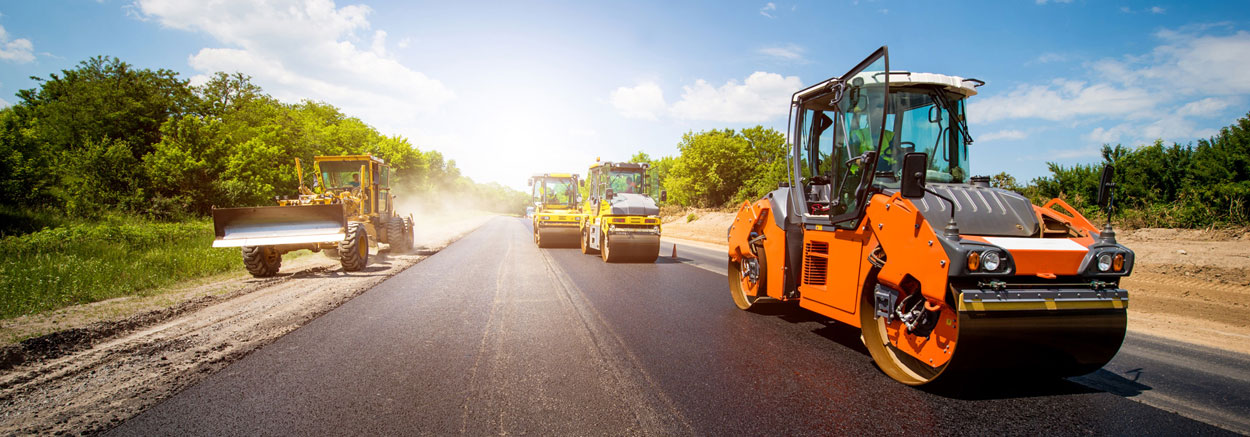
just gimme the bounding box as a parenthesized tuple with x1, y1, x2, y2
(0, 212, 492, 435)
(663, 209, 1250, 356)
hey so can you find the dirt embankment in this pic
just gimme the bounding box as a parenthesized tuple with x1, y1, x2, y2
(0, 213, 493, 435)
(665, 209, 1250, 356)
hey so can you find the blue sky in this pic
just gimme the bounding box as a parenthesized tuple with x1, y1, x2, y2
(2, 0, 1248, 190)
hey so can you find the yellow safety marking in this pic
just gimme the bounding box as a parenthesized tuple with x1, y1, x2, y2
(1044, 299, 1057, 310)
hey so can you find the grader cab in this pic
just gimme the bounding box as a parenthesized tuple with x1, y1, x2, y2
(211, 155, 414, 277)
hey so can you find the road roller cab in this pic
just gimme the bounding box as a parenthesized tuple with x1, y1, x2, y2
(579, 160, 666, 262)
(529, 173, 585, 248)
(726, 46, 1133, 386)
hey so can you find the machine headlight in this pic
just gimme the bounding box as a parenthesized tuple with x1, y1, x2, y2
(1097, 253, 1113, 272)
(981, 250, 1001, 271)
(541, 216, 550, 220)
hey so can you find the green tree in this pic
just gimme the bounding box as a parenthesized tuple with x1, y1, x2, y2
(665, 129, 752, 207)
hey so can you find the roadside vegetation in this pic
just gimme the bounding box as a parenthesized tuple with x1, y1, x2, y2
(640, 114, 1250, 228)
(0, 218, 237, 318)
(0, 56, 527, 318)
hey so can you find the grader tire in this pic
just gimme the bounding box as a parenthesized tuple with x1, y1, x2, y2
(242, 246, 281, 278)
(386, 219, 408, 252)
(339, 222, 369, 272)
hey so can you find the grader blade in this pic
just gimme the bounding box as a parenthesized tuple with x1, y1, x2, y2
(211, 203, 346, 247)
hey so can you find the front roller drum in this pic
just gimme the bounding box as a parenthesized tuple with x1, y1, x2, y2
(535, 225, 580, 248)
(601, 232, 661, 263)
(860, 290, 1127, 386)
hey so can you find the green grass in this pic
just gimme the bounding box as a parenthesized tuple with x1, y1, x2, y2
(0, 218, 242, 319)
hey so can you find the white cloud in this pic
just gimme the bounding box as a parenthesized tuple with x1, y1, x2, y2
(670, 72, 802, 123)
(758, 44, 805, 61)
(1151, 6, 1166, 14)
(970, 79, 1157, 123)
(0, 96, 9, 108)
(609, 82, 667, 120)
(759, 2, 776, 18)
(609, 72, 801, 123)
(978, 129, 1027, 141)
(134, 0, 454, 131)
(397, 37, 411, 49)
(1035, 0, 1073, 4)
(972, 26, 1250, 152)
(0, 24, 36, 63)
(1177, 97, 1237, 117)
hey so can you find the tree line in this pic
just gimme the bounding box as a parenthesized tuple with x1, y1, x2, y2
(636, 113, 1250, 228)
(0, 56, 527, 235)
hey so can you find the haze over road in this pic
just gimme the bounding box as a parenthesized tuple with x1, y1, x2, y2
(113, 217, 1243, 435)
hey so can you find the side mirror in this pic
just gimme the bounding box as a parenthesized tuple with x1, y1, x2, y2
(579, 180, 585, 187)
(660, 190, 668, 202)
(605, 188, 615, 199)
(900, 152, 928, 199)
(527, 178, 533, 187)
(1097, 164, 1116, 210)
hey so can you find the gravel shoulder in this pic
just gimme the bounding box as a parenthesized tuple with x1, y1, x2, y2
(0, 213, 493, 435)
(663, 210, 1250, 355)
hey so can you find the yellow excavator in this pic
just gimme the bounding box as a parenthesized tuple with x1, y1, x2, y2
(211, 155, 414, 277)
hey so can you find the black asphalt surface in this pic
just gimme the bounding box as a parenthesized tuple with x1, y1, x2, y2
(112, 217, 1240, 435)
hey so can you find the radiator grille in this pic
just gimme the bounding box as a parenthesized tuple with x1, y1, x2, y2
(803, 241, 829, 285)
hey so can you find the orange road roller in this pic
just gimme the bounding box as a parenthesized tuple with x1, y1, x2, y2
(727, 46, 1132, 386)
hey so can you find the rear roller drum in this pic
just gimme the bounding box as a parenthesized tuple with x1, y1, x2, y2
(728, 250, 765, 310)
(339, 222, 369, 272)
(242, 246, 281, 278)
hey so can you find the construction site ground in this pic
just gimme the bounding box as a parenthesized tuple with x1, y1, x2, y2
(0, 212, 493, 435)
(662, 209, 1250, 356)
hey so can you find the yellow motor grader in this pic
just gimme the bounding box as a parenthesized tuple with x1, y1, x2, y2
(578, 159, 667, 263)
(529, 172, 585, 248)
(211, 155, 414, 277)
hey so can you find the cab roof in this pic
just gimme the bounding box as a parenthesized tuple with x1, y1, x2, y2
(314, 154, 388, 166)
(589, 161, 648, 170)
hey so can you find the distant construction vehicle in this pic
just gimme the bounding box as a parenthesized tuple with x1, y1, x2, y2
(727, 47, 1133, 386)
(529, 172, 585, 247)
(579, 159, 666, 262)
(211, 155, 414, 277)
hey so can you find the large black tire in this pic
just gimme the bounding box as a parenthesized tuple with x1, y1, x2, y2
(403, 217, 415, 249)
(386, 218, 408, 252)
(242, 246, 281, 277)
(581, 228, 599, 255)
(339, 222, 369, 272)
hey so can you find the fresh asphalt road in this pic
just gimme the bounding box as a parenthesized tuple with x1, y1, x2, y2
(112, 217, 1243, 435)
